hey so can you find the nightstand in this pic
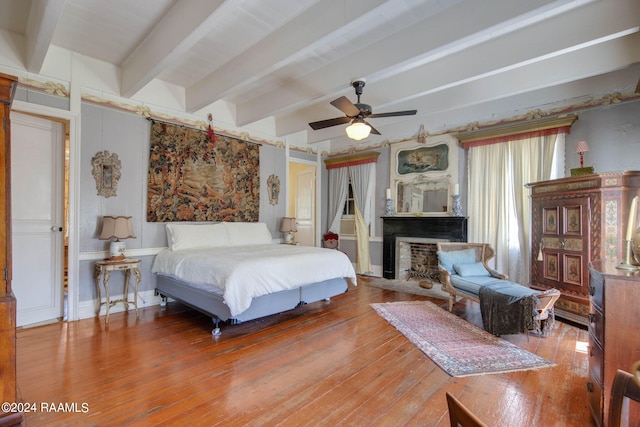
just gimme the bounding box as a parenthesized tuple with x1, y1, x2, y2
(94, 258, 141, 323)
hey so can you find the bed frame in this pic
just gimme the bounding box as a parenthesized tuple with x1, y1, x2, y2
(155, 274, 349, 335)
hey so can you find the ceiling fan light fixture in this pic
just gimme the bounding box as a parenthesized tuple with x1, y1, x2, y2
(346, 120, 371, 140)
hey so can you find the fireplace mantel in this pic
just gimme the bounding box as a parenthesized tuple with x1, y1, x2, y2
(382, 216, 467, 279)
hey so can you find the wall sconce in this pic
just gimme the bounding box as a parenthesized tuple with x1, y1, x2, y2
(99, 216, 136, 260)
(280, 217, 297, 244)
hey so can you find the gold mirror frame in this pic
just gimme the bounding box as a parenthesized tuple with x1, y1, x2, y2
(91, 150, 121, 198)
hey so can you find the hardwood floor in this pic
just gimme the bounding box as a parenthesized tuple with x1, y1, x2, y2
(15, 279, 594, 426)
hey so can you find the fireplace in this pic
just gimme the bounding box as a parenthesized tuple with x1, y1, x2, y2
(382, 216, 467, 279)
(396, 237, 447, 282)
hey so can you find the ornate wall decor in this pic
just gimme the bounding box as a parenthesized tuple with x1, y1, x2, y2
(267, 174, 280, 205)
(147, 120, 260, 222)
(91, 150, 121, 198)
(395, 143, 449, 175)
(390, 134, 459, 216)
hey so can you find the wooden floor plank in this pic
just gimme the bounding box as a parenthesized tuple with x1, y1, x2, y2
(15, 281, 596, 426)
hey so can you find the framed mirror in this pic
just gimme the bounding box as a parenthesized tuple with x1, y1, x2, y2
(390, 134, 458, 216)
(91, 150, 121, 198)
(396, 175, 450, 214)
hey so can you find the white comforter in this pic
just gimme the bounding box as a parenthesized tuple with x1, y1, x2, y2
(152, 244, 356, 316)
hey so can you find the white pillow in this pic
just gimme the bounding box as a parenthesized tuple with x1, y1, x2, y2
(166, 223, 230, 251)
(223, 222, 273, 246)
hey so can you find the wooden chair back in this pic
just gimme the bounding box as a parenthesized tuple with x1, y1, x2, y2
(446, 392, 487, 427)
(608, 369, 640, 426)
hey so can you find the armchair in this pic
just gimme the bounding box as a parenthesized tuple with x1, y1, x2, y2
(436, 242, 560, 336)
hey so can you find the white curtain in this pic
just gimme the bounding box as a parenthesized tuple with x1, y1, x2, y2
(468, 132, 564, 284)
(349, 163, 375, 274)
(511, 132, 564, 285)
(327, 167, 349, 233)
(468, 143, 512, 276)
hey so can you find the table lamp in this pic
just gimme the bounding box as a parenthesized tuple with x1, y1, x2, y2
(280, 217, 297, 244)
(571, 141, 593, 176)
(575, 141, 590, 167)
(99, 216, 135, 260)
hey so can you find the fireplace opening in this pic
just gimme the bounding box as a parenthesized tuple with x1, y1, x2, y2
(396, 237, 448, 282)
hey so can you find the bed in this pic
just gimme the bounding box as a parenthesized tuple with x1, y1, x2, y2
(152, 222, 357, 334)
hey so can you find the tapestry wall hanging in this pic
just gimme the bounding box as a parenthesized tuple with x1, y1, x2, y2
(147, 120, 260, 222)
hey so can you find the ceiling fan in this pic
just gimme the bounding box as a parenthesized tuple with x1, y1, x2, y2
(308, 79, 417, 140)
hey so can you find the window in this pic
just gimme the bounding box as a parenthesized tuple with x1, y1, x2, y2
(339, 178, 375, 237)
(340, 181, 356, 235)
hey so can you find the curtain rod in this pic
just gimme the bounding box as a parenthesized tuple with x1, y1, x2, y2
(147, 117, 262, 146)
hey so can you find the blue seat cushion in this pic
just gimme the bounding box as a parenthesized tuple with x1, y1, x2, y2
(450, 275, 502, 295)
(450, 275, 538, 299)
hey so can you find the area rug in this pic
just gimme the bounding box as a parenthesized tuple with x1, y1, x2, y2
(370, 300, 555, 377)
(360, 275, 450, 300)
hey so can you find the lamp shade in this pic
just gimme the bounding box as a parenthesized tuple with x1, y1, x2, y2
(345, 120, 371, 140)
(99, 216, 135, 241)
(575, 141, 590, 153)
(280, 217, 297, 233)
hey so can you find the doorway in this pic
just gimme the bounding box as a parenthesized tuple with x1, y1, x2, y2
(289, 162, 316, 246)
(10, 111, 69, 327)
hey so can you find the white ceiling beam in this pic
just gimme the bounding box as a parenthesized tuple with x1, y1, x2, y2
(25, 0, 66, 73)
(305, 33, 640, 144)
(273, 0, 640, 137)
(120, 0, 226, 98)
(184, 0, 390, 113)
(236, 0, 586, 128)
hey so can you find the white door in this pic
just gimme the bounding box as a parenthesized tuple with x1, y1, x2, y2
(11, 112, 64, 327)
(295, 167, 316, 246)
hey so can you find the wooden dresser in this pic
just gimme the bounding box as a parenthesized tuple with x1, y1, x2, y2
(527, 172, 640, 325)
(0, 73, 21, 426)
(588, 259, 640, 426)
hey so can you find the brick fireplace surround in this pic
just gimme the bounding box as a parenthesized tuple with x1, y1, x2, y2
(382, 216, 467, 280)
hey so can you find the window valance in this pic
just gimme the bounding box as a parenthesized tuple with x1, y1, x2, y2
(458, 115, 578, 148)
(324, 151, 380, 169)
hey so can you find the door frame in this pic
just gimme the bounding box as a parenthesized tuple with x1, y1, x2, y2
(285, 145, 322, 247)
(13, 101, 80, 322)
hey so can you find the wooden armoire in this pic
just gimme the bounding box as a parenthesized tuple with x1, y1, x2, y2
(0, 73, 21, 426)
(527, 172, 640, 325)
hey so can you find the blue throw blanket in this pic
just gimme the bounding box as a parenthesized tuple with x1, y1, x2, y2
(478, 281, 539, 336)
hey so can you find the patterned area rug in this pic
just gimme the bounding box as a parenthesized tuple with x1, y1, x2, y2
(371, 300, 555, 377)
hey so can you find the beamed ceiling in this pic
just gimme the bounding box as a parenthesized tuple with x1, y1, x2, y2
(0, 0, 639, 150)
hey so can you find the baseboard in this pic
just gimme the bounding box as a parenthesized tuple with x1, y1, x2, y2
(77, 289, 165, 320)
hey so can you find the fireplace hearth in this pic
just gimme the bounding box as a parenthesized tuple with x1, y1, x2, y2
(382, 216, 467, 279)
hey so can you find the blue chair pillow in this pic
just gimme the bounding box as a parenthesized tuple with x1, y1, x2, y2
(453, 261, 490, 277)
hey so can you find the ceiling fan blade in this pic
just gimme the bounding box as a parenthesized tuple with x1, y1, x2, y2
(368, 109, 417, 118)
(330, 96, 361, 116)
(365, 121, 381, 135)
(308, 116, 352, 130)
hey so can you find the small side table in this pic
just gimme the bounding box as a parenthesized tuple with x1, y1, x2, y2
(94, 258, 141, 323)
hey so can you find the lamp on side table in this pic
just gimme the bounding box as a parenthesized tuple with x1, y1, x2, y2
(99, 216, 135, 260)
